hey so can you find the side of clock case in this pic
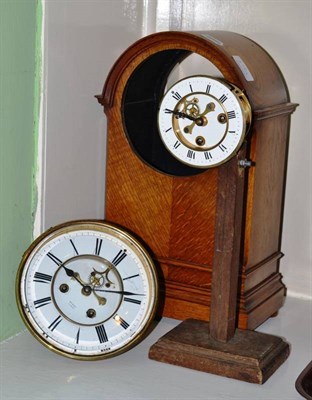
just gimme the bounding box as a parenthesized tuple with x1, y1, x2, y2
(96, 31, 297, 330)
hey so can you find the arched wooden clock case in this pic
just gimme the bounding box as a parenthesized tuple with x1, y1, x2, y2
(96, 31, 297, 331)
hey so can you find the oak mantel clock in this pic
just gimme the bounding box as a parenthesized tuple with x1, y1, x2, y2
(96, 30, 297, 338)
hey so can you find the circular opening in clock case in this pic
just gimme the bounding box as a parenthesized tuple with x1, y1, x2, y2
(122, 50, 224, 177)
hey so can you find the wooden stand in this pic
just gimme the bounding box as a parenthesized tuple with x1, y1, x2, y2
(149, 319, 289, 384)
(149, 148, 290, 383)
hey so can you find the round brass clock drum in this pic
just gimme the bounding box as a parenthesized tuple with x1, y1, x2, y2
(158, 75, 252, 168)
(16, 221, 158, 360)
(96, 30, 297, 383)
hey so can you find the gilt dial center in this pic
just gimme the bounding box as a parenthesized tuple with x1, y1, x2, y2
(51, 255, 124, 326)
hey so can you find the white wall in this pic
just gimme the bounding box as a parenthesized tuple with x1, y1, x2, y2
(41, 0, 147, 229)
(41, 0, 311, 298)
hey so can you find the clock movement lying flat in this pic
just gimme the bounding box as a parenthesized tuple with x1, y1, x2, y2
(16, 221, 158, 360)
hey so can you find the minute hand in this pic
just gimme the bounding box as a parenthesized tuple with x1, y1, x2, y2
(94, 289, 145, 296)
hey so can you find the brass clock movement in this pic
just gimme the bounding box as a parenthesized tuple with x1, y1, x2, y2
(157, 75, 251, 168)
(96, 30, 297, 382)
(16, 221, 158, 360)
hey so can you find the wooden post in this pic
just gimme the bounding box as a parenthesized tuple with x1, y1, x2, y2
(209, 148, 247, 342)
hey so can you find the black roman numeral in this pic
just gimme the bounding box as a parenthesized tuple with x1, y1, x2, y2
(70, 239, 79, 255)
(204, 151, 212, 160)
(76, 328, 80, 344)
(124, 297, 141, 305)
(187, 150, 195, 159)
(48, 315, 62, 331)
(227, 111, 236, 119)
(95, 238, 103, 256)
(206, 84, 211, 94)
(165, 127, 172, 132)
(219, 94, 227, 103)
(111, 249, 127, 266)
(34, 297, 51, 309)
(115, 315, 129, 330)
(189, 83, 193, 92)
(164, 108, 172, 114)
(47, 252, 63, 266)
(33, 272, 52, 284)
(123, 273, 139, 281)
(219, 144, 227, 152)
(171, 91, 182, 100)
(173, 140, 181, 149)
(95, 324, 108, 343)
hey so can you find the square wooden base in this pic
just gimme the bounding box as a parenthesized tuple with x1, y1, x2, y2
(149, 319, 290, 384)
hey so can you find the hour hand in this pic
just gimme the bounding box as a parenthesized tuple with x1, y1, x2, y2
(62, 265, 75, 278)
(62, 265, 88, 287)
(165, 108, 197, 121)
(73, 272, 89, 287)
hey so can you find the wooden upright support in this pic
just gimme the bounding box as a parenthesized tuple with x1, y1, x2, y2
(149, 144, 291, 383)
(209, 150, 247, 342)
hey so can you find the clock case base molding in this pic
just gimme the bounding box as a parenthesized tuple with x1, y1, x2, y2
(158, 251, 285, 330)
(149, 319, 290, 384)
(97, 31, 298, 330)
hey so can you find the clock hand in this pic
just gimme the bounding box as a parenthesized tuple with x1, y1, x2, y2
(62, 265, 87, 286)
(166, 109, 199, 122)
(94, 288, 145, 296)
(62, 264, 75, 277)
(167, 109, 205, 135)
(62, 265, 106, 304)
(183, 103, 215, 134)
(62, 264, 87, 286)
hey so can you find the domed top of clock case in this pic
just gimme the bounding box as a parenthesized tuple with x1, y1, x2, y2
(97, 30, 291, 113)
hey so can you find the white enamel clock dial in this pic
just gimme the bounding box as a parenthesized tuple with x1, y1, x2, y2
(158, 75, 251, 168)
(16, 221, 158, 360)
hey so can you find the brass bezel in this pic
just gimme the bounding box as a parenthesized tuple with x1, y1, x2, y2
(16, 220, 159, 361)
(158, 75, 252, 169)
